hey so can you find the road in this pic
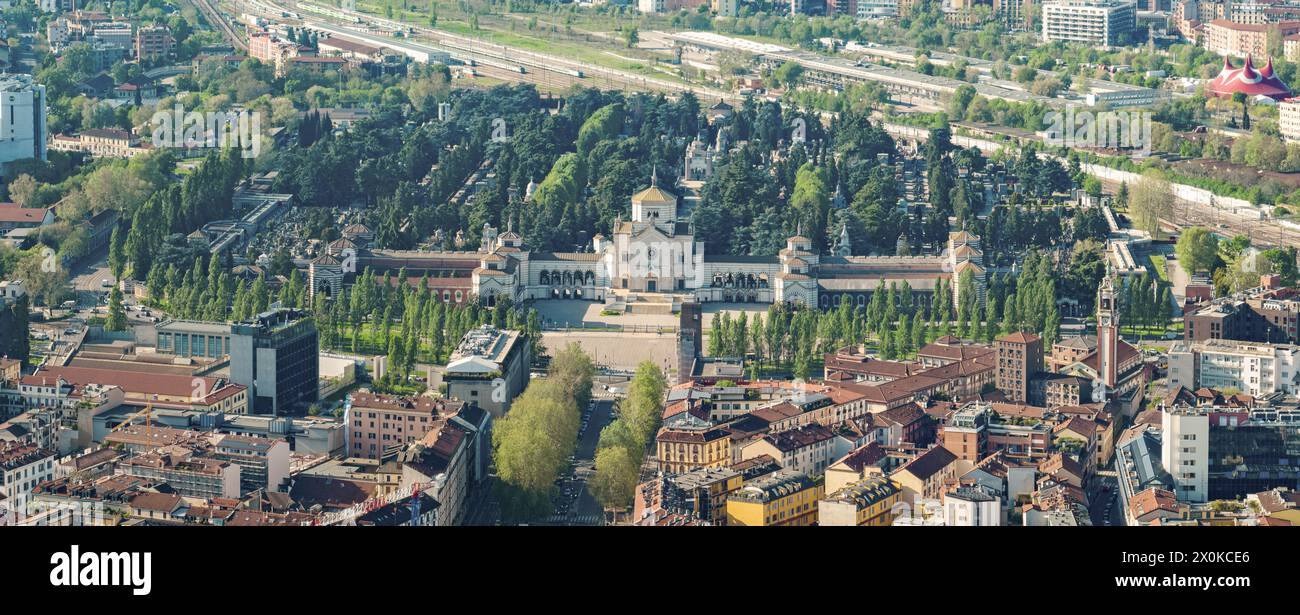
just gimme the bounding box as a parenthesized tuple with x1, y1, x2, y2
(464, 378, 623, 526)
(543, 397, 616, 526)
(1087, 472, 1123, 527)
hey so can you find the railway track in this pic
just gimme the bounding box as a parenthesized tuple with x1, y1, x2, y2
(193, 0, 247, 51)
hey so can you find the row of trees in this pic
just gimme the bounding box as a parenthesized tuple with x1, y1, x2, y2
(492, 344, 595, 522)
(591, 361, 667, 511)
(125, 149, 248, 281)
(314, 267, 543, 367)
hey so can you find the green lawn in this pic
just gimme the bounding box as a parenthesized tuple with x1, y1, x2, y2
(1149, 255, 1170, 284)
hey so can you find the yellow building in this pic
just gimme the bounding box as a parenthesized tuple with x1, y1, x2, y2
(656, 418, 731, 474)
(818, 477, 902, 526)
(725, 470, 824, 527)
(670, 467, 744, 525)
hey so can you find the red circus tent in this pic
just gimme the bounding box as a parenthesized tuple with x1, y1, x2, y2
(1206, 55, 1292, 100)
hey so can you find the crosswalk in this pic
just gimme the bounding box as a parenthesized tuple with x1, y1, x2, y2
(543, 514, 602, 526)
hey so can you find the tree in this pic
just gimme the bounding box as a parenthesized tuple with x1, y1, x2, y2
(492, 377, 581, 522)
(590, 444, 639, 511)
(1129, 171, 1174, 239)
(773, 61, 804, 88)
(108, 225, 127, 281)
(1175, 226, 1221, 275)
(624, 26, 638, 48)
(7, 174, 37, 207)
(106, 286, 128, 331)
(622, 361, 667, 445)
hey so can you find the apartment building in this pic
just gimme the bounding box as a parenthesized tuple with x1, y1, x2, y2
(725, 470, 824, 526)
(656, 413, 732, 474)
(738, 423, 835, 477)
(891, 445, 960, 504)
(0, 443, 55, 513)
(1184, 287, 1300, 345)
(1281, 98, 1300, 142)
(1041, 0, 1137, 46)
(208, 433, 290, 493)
(818, 476, 902, 526)
(135, 25, 175, 63)
(996, 332, 1043, 403)
(1202, 19, 1300, 58)
(1167, 339, 1300, 397)
(117, 445, 241, 500)
(0, 75, 47, 168)
(346, 391, 468, 459)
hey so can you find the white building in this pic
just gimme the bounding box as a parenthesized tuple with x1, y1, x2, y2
(1167, 340, 1300, 397)
(1280, 98, 1300, 143)
(1161, 405, 1210, 503)
(0, 444, 56, 514)
(944, 487, 1002, 525)
(0, 280, 24, 303)
(0, 75, 47, 168)
(90, 21, 133, 50)
(1041, 0, 1137, 47)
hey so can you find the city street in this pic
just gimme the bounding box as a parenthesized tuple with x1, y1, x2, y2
(1088, 472, 1123, 527)
(465, 378, 624, 526)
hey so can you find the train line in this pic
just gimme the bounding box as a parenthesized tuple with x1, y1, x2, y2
(194, 0, 248, 51)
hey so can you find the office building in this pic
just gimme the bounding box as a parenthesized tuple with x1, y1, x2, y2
(1162, 404, 1300, 502)
(230, 309, 319, 415)
(443, 325, 529, 418)
(1041, 0, 1137, 46)
(154, 319, 233, 359)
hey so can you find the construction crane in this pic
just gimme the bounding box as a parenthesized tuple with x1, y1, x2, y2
(105, 400, 155, 437)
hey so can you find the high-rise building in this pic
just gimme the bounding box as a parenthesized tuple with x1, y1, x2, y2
(1162, 404, 1300, 502)
(996, 332, 1043, 403)
(230, 309, 319, 415)
(0, 75, 48, 169)
(1041, 0, 1137, 47)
